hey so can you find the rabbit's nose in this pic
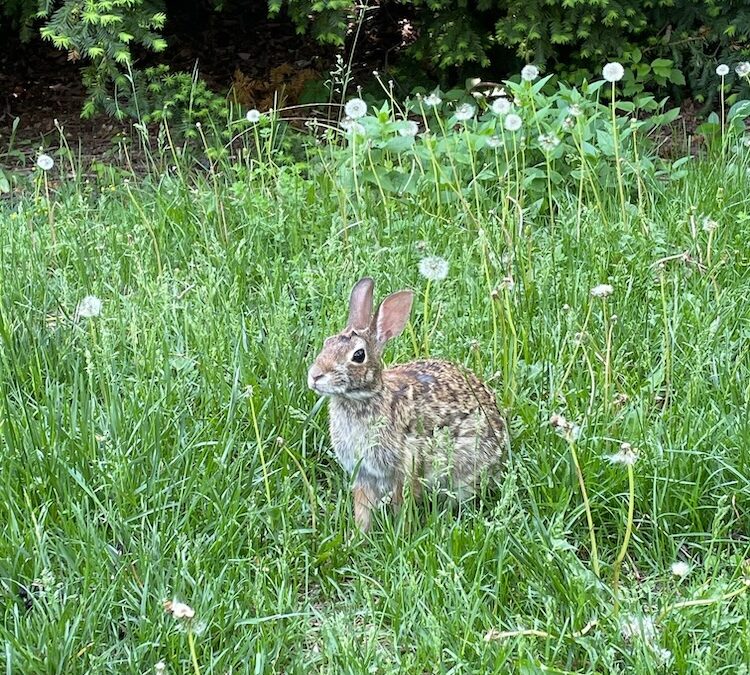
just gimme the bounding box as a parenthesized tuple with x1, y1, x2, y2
(308, 364, 324, 389)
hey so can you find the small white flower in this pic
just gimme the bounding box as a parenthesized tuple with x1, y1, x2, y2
(154, 661, 167, 675)
(424, 92, 442, 107)
(36, 154, 54, 171)
(521, 64, 540, 82)
(491, 97, 512, 115)
(504, 113, 522, 131)
(716, 64, 730, 77)
(743, 136, 750, 148)
(418, 256, 449, 282)
(164, 599, 195, 620)
(671, 561, 690, 578)
(485, 136, 502, 148)
(344, 97, 368, 119)
(398, 120, 419, 137)
(736, 62, 750, 77)
(340, 118, 365, 135)
(607, 442, 639, 466)
(75, 295, 102, 319)
(620, 614, 657, 643)
(454, 103, 476, 121)
(702, 216, 718, 232)
(590, 283, 613, 298)
(537, 133, 561, 152)
(245, 109, 261, 123)
(568, 104, 583, 117)
(562, 116, 575, 131)
(603, 62, 625, 83)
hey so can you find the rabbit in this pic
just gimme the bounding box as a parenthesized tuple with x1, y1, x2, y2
(307, 277, 510, 532)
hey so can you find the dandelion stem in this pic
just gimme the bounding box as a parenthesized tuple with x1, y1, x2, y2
(611, 81, 627, 222)
(422, 280, 431, 356)
(188, 629, 202, 675)
(657, 580, 750, 623)
(568, 440, 600, 577)
(611, 463, 635, 612)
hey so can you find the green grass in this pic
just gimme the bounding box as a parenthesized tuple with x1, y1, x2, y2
(1, 131, 750, 674)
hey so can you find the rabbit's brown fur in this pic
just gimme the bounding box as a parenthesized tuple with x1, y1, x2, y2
(308, 277, 509, 531)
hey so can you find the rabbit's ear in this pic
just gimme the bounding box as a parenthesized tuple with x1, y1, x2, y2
(374, 290, 413, 347)
(347, 277, 375, 330)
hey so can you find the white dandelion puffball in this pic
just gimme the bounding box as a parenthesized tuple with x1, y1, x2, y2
(538, 133, 561, 152)
(504, 113, 522, 131)
(716, 64, 730, 77)
(485, 136, 502, 148)
(246, 109, 261, 123)
(75, 295, 102, 319)
(154, 661, 166, 675)
(424, 92, 442, 107)
(671, 561, 690, 578)
(36, 154, 54, 171)
(340, 118, 365, 135)
(602, 62, 625, 83)
(398, 120, 419, 137)
(419, 256, 449, 282)
(454, 103, 476, 121)
(165, 599, 195, 620)
(590, 283, 613, 298)
(620, 614, 657, 643)
(344, 97, 367, 119)
(607, 442, 638, 466)
(491, 97, 512, 115)
(521, 64, 540, 82)
(736, 62, 750, 77)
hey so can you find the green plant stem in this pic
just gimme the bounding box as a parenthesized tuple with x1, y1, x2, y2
(188, 629, 201, 675)
(248, 394, 272, 503)
(611, 463, 635, 612)
(657, 580, 750, 623)
(568, 440, 600, 578)
(611, 81, 627, 221)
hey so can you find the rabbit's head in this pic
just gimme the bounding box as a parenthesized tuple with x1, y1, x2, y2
(307, 277, 413, 399)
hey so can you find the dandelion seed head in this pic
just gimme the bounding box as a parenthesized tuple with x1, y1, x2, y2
(603, 62, 625, 83)
(620, 614, 657, 643)
(538, 133, 561, 152)
(702, 216, 718, 232)
(485, 135, 502, 148)
(455, 103, 476, 121)
(424, 92, 442, 107)
(491, 97, 512, 115)
(590, 283, 614, 298)
(164, 599, 195, 620)
(607, 442, 639, 466)
(521, 64, 540, 82)
(671, 561, 690, 577)
(154, 661, 167, 675)
(36, 154, 54, 171)
(504, 113, 523, 131)
(419, 256, 449, 282)
(736, 62, 750, 77)
(651, 645, 673, 666)
(398, 120, 419, 137)
(344, 98, 368, 119)
(340, 118, 365, 135)
(549, 413, 580, 442)
(75, 295, 102, 319)
(716, 64, 730, 77)
(246, 109, 261, 123)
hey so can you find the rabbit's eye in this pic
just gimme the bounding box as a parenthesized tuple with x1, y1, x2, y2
(352, 349, 366, 363)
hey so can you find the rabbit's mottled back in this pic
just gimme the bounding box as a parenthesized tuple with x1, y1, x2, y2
(308, 277, 509, 531)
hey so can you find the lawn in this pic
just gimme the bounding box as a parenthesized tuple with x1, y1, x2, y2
(1, 85, 750, 673)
